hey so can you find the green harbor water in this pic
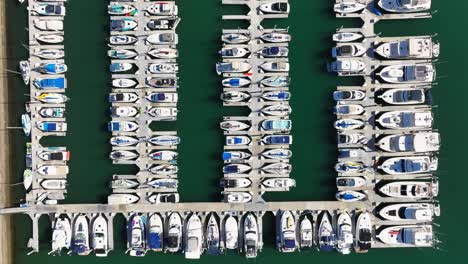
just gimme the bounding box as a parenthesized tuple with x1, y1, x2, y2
(4, 0, 464, 263)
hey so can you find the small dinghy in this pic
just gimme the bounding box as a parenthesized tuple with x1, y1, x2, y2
(336, 190, 367, 202)
(299, 217, 313, 248)
(219, 47, 249, 58)
(221, 33, 250, 44)
(226, 136, 251, 146)
(378, 63, 436, 84)
(36, 93, 68, 104)
(262, 162, 292, 175)
(379, 203, 440, 221)
(109, 92, 138, 102)
(148, 63, 178, 74)
(112, 78, 137, 88)
(92, 215, 109, 257)
(72, 215, 91, 256)
(107, 121, 139, 132)
(36, 63, 67, 74)
(148, 48, 178, 59)
(108, 3, 136, 15)
(379, 181, 439, 199)
(109, 62, 132, 73)
(147, 2, 178, 16)
(225, 192, 252, 203)
(108, 193, 139, 205)
(262, 148, 292, 160)
(220, 120, 250, 131)
(110, 136, 139, 146)
(111, 179, 139, 189)
(148, 135, 180, 146)
(221, 91, 250, 102)
(333, 32, 363, 42)
(41, 179, 66, 190)
(259, 2, 290, 14)
(32, 48, 65, 59)
(216, 61, 252, 75)
(128, 215, 146, 257)
(21, 114, 31, 136)
(165, 213, 183, 252)
(262, 91, 291, 101)
(148, 150, 178, 161)
(336, 212, 353, 255)
(260, 62, 290, 72)
(148, 214, 164, 252)
(147, 17, 180, 30)
(334, 118, 365, 130)
(262, 178, 296, 189)
(336, 176, 366, 189)
(184, 214, 202, 259)
(378, 88, 426, 105)
(33, 19, 63, 31)
(279, 211, 296, 253)
(355, 212, 372, 252)
(377, 225, 433, 246)
(222, 151, 251, 162)
(376, 110, 433, 129)
(110, 18, 137, 32)
(333, 90, 365, 101)
(224, 215, 238, 249)
(334, 104, 365, 115)
(33, 77, 65, 90)
(146, 32, 178, 45)
(19, 61, 30, 85)
(261, 33, 291, 43)
(110, 106, 138, 118)
(107, 49, 137, 59)
(258, 46, 289, 57)
(109, 35, 137, 45)
(32, 3, 66, 16)
(334, 3, 366, 13)
(223, 164, 251, 174)
(38, 150, 70, 161)
(318, 212, 336, 251)
(260, 76, 290, 87)
(146, 179, 178, 189)
(34, 34, 64, 44)
(206, 214, 221, 255)
(222, 77, 251, 87)
(379, 156, 438, 175)
(149, 164, 178, 175)
(37, 121, 67, 132)
(109, 150, 138, 161)
(335, 161, 367, 173)
(147, 107, 178, 120)
(261, 104, 292, 116)
(49, 216, 72, 255)
(146, 92, 178, 103)
(146, 77, 176, 88)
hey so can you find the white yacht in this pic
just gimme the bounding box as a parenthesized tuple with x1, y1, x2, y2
(261, 162, 292, 175)
(219, 47, 249, 58)
(378, 203, 440, 221)
(378, 63, 435, 83)
(206, 214, 221, 255)
(333, 90, 366, 101)
(128, 215, 146, 257)
(330, 59, 366, 73)
(333, 32, 363, 42)
(40, 179, 66, 190)
(49, 216, 72, 255)
(220, 121, 250, 131)
(261, 148, 292, 160)
(216, 61, 252, 75)
(260, 33, 291, 43)
(165, 212, 183, 252)
(379, 181, 439, 199)
(376, 110, 433, 129)
(225, 192, 252, 203)
(378, 0, 431, 13)
(92, 215, 108, 257)
(244, 213, 258, 258)
(332, 43, 366, 57)
(336, 176, 366, 189)
(147, 2, 178, 16)
(378, 88, 426, 105)
(221, 91, 251, 102)
(72, 215, 90, 256)
(299, 217, 313, 248)
(336, 191, 367, 202)
(334, 3, 366, 13)
(185, 214, 203, 259)
(334, 104, 365, 115)
(259, 2, 290, 14)
(221, 33, 250, 44)
(376, 132, 440, 152)
(379, 156, 438, 174)
(262, 178, 296, 189)
(260, 62, 290, 72)
(224, 215, 238, 249)
(375, 37, 440, 59)
(377, 225, 433, 246)
(318, 212, 336, 251)
(336, 212, 353, 255)
(107, 193, 139, 204)
(261, 104, 292, 116)
(279, 211, 297, 253)
(334, 118, 365, 130)
(148, 214, 163, 252)
(355, 212, 372, 252)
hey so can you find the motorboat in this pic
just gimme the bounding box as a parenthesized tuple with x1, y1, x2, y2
(260, 76, 290, 87)
(108, 3, 136, 15)
(21, 114, 31, 137)
(146, 92, 178, 103)
(261, 135, 293, 145)
(220, 121, 250, 131)
(109, 35, 137, 45)
(36, 93, 68, 104)
(108, 193, 139, 204)
(109, 62, 132, 73)
(149, 164, 179, 175)
(258, 46, 289, 57)
(221, 33, 250, 44)
(261, 91, 291, 101)
(377, 225, 433, 246)
(355, 212, 372, 252)
(262, 178, 296, 189)
(92, 215, 108, 257)
(32, 48, 65, 59)
(219, 47, 249, 58)
(299, 217, 313, 248)
(336, 191, 367, 202)
(31, 3, 65, 16)
(261, 104, 291, 116)
(334, 118, 365, 130)
(148, 48, 178, 59)
(334, 104, 365, 115)
(34, 34, 64, 44)
(261, 33, 291, 43)
(19, 61, 30, 85)
(109, 92, 138, 103)
(108, 121, 139, 132)
(379, 181, 439, 198)
(220, 178, 252, 188)
(49, 216, 71, 255)
(336, 212, 353, 254)
(337, 133, 367, 144)
(108, 49, 137, 59)
(148, 135, 181, 146)
(147, 193, 180, 203)
(146, 77, 176, 88)
(333, 32, 363, 42)
(378, 203, 440, 221)
(378, 63, 435, 83)
(226, 136, 251, 146)
(128, 215, 146, 257)
(33, 77, 65, 90)
(378, 88, 426, 105)
(334, 2, 366, 13)
(110, 18, 137, 32)
(36, 63, 67, 74)
(148, 214, 163, 252)
(332, 43, 367, 57)
(185, 214, 203, 259)
(110, 136, 139, 147)
(225, 192, 252, 203)
(338, 148, 368, 159)
(223, 164, 251, 174)
(222, 77, 251, 87)
(148, 63, 178, 74)
(224, 215, 238, 249)
(318, 212, 336, 251)
(111, 179, 139, 189)
(148, 150, 178, 161)
(378, 0, 431, 13)
(330, 59, 366, 73)
(335, 161, 367, 173)
(222, 151, 251, 162)
(244, 213, 258, 258)
(40, 179, 66, 190)
(165, 213, 183, 252)
(112, 78, 137, 88)
(147, 107, 178, 120)
(262, 148, 292, 160)
(72, 215, 90, 256)
(147, 2, 178, 16)
(221, 91, 250, 102)
(110, 106, 138, 118)
(110, 150, 138, 161)
(376, 132, 440, 152)
(23, 169, 32, 191)
(260, 62, 290, 72)
(147, 18, 181, 30)
(33, 19, 63, 31)
(261, 162, 292, 174)
(146, 178, 178, 189)
(375, 37, 440, 59)
(336, 176, 366, 189)
(376, 110, 433, 129)
(146, 32, 178, 45)
(216, 61, 251, 75)
(259, 2, 290, 14)
(206, 214, 221, 255)
(279, 211, 296, 253)
(38, 150, 70, 161)
(379, 156, 438, 174)
(37, 121, 67, 132)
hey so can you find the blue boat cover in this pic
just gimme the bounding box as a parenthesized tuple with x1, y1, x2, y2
(320, 244, 334, 251)
(72, 240, 87, 254)
(222, 152, 232, 160)
(224, 165, 237, 173)
(37, 77, 65, 89)
(108, 122, 120, 131)
(342, 193, 356, 200)
(284, 239, 295, 249)
(233, 138, 243, 144)
(43, 123, 57, 131)
(391, 159, 421, 173)
(269, 47, 279, 54)
(227, 79, 240, 86)
(148, 233, 162, 250)
(44, 64, 57, 73)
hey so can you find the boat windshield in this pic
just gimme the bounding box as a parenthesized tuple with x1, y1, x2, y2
(359, 229, 372, 242)
(272, 3, 288, 11)
(187, 237, 199, 251)
(166, 235, 179, 248)
(395, 90, 423, 102)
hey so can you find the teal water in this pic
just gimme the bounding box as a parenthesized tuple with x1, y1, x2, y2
(4, 0, 464, 263)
